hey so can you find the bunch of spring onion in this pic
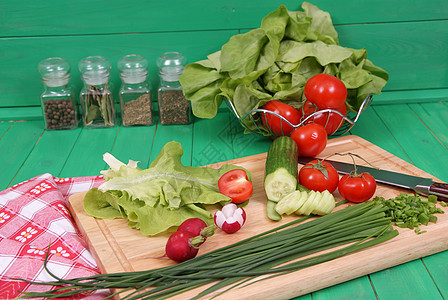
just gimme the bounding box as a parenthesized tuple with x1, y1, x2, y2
(17, 201, 398, 299)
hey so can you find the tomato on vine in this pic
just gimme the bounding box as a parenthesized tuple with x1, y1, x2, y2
(304, 74, 347, 109)
(299, 160, 339, 193)
(338, 172, 376, 203)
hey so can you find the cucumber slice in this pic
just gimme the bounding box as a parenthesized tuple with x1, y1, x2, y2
(266, 200, 282, 221)
(294, 190, 308, 215)
(264, 168, 297, 202)
(295, 190, 314, 216)
(275, 190, 303, 215)
(320, 190, 336, 215)
(312, 190, 336, 215)
(304, 190, 319, 215)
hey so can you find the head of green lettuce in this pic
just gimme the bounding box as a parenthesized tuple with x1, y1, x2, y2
(179, 2, 388, 135)
(83, 141, 251, 236)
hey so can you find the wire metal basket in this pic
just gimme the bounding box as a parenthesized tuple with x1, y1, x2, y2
(224, 94, 373, 137)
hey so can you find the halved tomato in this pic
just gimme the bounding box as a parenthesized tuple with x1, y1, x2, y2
(218, 169, 253, 204)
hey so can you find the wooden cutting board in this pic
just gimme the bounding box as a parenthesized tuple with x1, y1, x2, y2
(68, 135, 448, 299)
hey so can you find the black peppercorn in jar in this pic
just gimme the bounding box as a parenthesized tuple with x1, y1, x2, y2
(157, 52, 191, 125)
(38, 57, 78, 130)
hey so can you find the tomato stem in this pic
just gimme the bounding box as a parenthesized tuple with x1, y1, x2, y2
(323, 152, 379, 176)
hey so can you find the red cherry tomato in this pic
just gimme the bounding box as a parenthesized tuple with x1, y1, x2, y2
(304, 74, 347, 109)
(338, 173, 377, 203)
(261, 100, 301, 136)
(300, 100, 348, 135)
(290, 123, 327, 157)
(299, 160, 339, 193)
(218, 169, 253, 204)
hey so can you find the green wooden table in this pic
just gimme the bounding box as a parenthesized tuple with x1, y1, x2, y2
(1, 101, 447, 299)
(1, 0, 448, 298)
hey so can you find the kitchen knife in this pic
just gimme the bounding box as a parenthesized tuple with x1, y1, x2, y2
(297, 157, 448, 201)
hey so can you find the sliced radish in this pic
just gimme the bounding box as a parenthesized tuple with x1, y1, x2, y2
(214, 203, 246, 234)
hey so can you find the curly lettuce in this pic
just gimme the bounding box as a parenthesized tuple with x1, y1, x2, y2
(83, 141, 250, 236)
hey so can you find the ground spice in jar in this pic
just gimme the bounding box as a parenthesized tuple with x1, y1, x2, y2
(44, 99, 77, 129)
(122, 94, 152, 126)
(158, 90, 190, 125)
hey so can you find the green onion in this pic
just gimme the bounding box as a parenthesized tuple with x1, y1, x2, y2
(373, 193, 444, 234)
(17, 202, 398, 299)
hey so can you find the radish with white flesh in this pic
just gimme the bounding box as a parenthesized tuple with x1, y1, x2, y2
(165, 230, 200, 262)
(214, 203, 246, 234)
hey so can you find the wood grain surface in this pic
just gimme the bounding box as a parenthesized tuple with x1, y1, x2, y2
(68, 135, 448, 299)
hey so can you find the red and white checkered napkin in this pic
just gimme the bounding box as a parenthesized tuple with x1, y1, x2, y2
(0, 173, 111, 299)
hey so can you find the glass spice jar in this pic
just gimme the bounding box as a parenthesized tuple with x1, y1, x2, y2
(38, 57, 78, 130)
(117, 54, 153, 126)
(78, 56, 116, 128)
(156, 52, 192, 125)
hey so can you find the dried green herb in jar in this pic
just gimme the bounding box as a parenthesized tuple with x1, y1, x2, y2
(158, 90, 190, 125)
(157, 52, 191, 125)
(83, 84, 115, 127)
(79, 56, 116, 128)
(122, 94, 152, 126)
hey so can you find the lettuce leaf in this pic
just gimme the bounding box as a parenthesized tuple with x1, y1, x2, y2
(83, 141, 250, 236)
(179, 2, 389, 134)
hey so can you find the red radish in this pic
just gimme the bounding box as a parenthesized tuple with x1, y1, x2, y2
(177, 218, 207, 237)
(214, 203, 246, 234)
(165, 230, 199, 262)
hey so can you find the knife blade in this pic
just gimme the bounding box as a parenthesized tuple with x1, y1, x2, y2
(297, 156, 448, 201)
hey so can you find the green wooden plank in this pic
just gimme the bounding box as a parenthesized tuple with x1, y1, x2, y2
(229, 113, 272, 158)
(151, 122, 194, 167)
(109, 125, 157, 170)
(370, 260, 443, 300)
(374, 104, 448, 182)
(2, 1, 447, 37)
(0, 107, 43, 122)
(59, 127, 118, 177)
(2, 21, 448, 109)
(0, 30, 237, 108)
(10, 127, 82, 185)
(192, 112, 235, 167)
(311, 277, 377, 300)
(409, 102, 448, 152)
(338, 20, 448, 91)
(0, 122, 12, 139)
(422, 251, 448, 299)
(0, 121, 43, 189)
(374, 89, 448, 106)
(349, 106, 410, 162)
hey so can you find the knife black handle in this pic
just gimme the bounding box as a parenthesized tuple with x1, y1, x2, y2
(429, 182, 448, 202)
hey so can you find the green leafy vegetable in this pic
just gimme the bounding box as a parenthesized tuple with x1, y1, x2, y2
(179, 2, 389, 135)
(83, 141, 250, 235)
